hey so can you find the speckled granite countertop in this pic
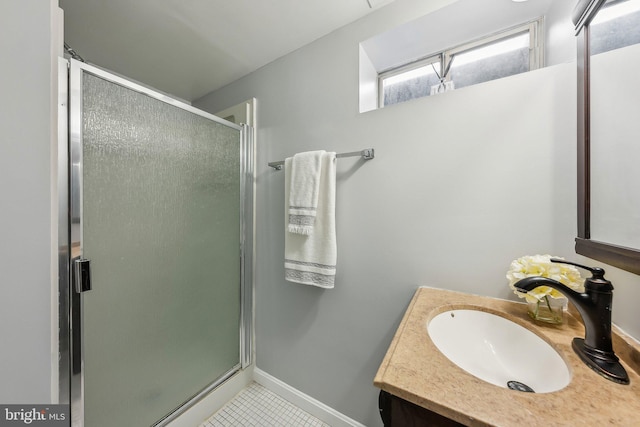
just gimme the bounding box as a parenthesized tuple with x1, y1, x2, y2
(374, 287, 640, 426)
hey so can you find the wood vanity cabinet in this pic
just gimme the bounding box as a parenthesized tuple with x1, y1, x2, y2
(378, 391, 465, 427)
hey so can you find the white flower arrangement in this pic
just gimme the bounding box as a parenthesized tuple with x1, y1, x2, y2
(507, 254, 585, 304)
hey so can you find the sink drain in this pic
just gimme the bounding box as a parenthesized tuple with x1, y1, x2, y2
(507, 381, 535, 393)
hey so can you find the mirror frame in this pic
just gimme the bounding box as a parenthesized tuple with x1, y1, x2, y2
(573, 0, 640, 275)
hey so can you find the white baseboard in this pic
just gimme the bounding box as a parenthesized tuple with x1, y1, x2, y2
(253, 368, 367, 427)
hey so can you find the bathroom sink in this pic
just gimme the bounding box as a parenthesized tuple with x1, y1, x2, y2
(427, 309, 570, 393)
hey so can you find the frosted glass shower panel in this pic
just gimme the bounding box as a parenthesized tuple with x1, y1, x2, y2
(81, 73, 241, 427)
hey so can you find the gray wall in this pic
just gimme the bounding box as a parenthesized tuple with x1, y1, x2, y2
(194, 2, 640, 426)
(0, 0, 58, 403)
(546, 0, 578, 66)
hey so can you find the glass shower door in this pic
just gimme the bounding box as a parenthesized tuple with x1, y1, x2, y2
(69, 61, 246, 427)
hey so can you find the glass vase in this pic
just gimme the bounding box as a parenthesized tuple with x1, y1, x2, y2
(527, 295, 566, 324)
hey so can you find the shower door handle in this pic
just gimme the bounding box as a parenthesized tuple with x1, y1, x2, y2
(74, 258, 92, 293)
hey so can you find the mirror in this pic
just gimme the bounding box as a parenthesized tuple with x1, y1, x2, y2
(574, 0, 640, 275)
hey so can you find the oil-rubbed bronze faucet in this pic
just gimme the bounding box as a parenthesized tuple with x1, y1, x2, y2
(514, 259, 629, 384)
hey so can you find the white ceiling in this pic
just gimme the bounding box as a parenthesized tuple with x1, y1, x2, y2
(59, 0, 395, 101)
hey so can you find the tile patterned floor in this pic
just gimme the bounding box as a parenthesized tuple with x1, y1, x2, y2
(200, 382, 331, 427)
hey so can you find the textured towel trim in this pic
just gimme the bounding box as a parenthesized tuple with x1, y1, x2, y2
(285, 268, 335, 288)
(285, 259, 336, 288)
(284, 259, 336, 274)
(287, 214, 316, 235)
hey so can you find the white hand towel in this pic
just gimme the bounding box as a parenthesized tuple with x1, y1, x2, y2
(284, 152, 337, 288)
(287, 150, 325, 235)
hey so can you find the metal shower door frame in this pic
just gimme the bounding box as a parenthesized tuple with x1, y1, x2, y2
(59, 58, 254, 427)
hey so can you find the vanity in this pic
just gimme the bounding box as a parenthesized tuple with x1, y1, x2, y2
(374, 287, 640, 426)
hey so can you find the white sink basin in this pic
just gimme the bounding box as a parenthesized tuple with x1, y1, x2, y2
(427, 309, 570, 393)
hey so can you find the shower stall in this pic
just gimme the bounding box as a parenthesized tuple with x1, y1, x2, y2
(58, 59, 254, 426)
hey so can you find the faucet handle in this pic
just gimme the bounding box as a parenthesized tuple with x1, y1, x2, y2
(550, 258, 612, 291)
(550, 258, 604, 276)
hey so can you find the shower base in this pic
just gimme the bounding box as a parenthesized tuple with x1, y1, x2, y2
(201, 382, 330, 427)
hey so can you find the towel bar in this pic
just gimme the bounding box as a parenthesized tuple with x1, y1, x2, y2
(268, 148, 375, 170)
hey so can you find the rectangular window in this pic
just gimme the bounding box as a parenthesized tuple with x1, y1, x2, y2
(590, 0, 640, 55)
(378, 19, 542, 108)
(380, 56, 441, 107)
(447, 30, 532, 90)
